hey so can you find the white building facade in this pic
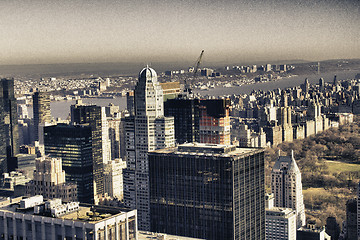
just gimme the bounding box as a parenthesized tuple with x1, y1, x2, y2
(104, 159, 127, 200)
(0, 196, 137, 240)
(123, 67, 175, 230)
(25, 156, 77, 202)
(271, 151, 306, 228)
(265, 193, 297, 240)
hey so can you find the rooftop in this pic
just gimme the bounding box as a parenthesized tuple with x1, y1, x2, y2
(138, 231, 204, 240)
(266, 207, 296, 218)
(0, 196, 133, 224)
(151, 143, 263, 158)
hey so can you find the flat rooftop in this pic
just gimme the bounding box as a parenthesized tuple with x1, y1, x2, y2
(266, 207, 295, 218)
(151, 143, 263, 158)
(0, 197, 132, 223)
(138, 231, 204, 240)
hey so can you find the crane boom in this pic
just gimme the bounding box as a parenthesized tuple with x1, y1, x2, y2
(193, 50, 204, 78)
(184, 50, 204, 95)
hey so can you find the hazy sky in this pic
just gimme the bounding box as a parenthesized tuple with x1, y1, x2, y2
(0, 0, 359, 65)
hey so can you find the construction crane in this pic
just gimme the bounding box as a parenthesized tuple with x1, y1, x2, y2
(184, 50, 204, 95)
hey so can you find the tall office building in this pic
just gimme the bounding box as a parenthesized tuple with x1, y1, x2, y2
(25, 156, 77, 202)
(265, 193, 297, 240)
(44, 124, 94, 203)
(164, 97, 200, 144)
(164, 98, 231, 145)
(149, 143, 265, 240)
(70, 102, 106, 198)
(32, 91, 52, 142)
(0, 78, 19, 174)
(123, 66, 175, 230)
(271, 151, 306, 228)
(199, 99, 231, 145)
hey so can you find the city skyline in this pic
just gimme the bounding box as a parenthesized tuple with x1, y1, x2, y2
(0, 0, 359, 65)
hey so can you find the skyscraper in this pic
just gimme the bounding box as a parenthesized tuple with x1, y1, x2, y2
(44, 124, 94, 203)
(271, 151, 306, 228)
(0, 78, 19, 174)
(123, 66, 175, 230)
(70, 102, 106, 198)
(164, 97, 200, 144)
(164, 98, 231, 145)
(199, 98, 231, 145)
(265, 193, 297, 240)
(33, 91, 52, 142)
(149, 143, 265, 240)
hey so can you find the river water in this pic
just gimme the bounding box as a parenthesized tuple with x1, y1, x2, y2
(50, 97, 127, 119)
(49, 70, 359, 119)
(193, 70, 360, 97)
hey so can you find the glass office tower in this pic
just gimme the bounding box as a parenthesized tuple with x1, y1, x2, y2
(44, 124, 94, 203)
(149, 143, 265, 240)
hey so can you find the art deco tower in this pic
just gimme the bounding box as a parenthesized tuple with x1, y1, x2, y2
(123, 67, 175, 230)
(271, 151, 306, 228)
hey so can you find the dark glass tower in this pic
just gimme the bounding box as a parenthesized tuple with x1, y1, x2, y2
(0, 78, 19, 174)
(149, 143, 265, 240)
(70, 104, 104, 198)
(44, 124, 94, 203)
(33, 91, 51, 142)
(164, 97, 200, 144)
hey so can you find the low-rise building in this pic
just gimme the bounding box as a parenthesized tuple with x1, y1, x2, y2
(0, 195, 138, 240)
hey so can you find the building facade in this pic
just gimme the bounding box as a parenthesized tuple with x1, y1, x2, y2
(32, 91, 52, 142)
(104, 159, 127, 200)
(271, 151, 306, 228)
(71, 103, 105, 199)
(265, 193, 297, 240)
(44, 124, 94, 203)
(199, 99, 231, 145)
(0, 196, 137, 240)
(164, 97, 200, 144)
(25, 156, 77, 202)
(123, 67, 175, 230)
(0, 78, 19, 174)
(149, 143, 265, 240)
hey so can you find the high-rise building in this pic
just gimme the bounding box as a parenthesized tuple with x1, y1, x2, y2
(0, 78, 19, 174)
(123, 66, 175, 230)
(199, 99, 231, 145)
(265, 193, 297, 240)
(164, 98, 231, 145)
(325, 216, 340, 240)
(346, 198, 357, 240)
(70, 102, 106, 198)
(164, 97, 200, 144)
(103, 159, 126, 200)
(271, 151, 306, 228)
(319, 78, 325, 92)
(126, 91, 135, 115)
(25, 156, 77, 202)
(32, 91, 52, 142)
(44, 124, 94, 203)
(149, 143, 265, 240)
